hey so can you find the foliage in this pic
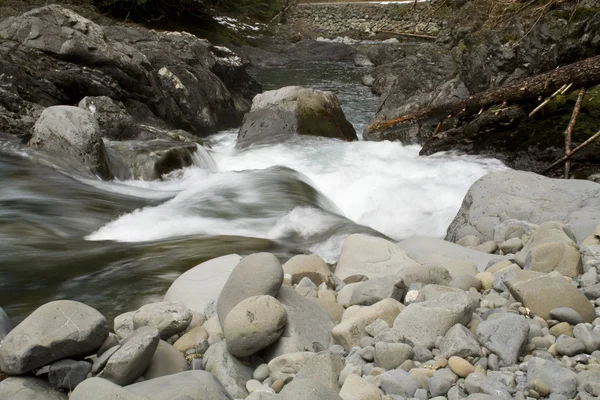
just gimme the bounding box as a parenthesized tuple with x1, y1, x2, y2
(94, 0, 284, 22)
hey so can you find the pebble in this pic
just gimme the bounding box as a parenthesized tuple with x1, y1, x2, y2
(448, 356, 474, 378)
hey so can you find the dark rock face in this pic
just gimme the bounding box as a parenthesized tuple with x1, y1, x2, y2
(0, 5, 260, 140)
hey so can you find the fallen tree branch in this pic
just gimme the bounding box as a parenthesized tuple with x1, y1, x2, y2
(367, 55, 600, 134)
(542, 128, 600, 175)
(563, 87, 586, 178)
(377, 30, 437, 40)
(528, 82, 571, 118)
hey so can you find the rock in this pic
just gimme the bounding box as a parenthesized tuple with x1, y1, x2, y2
(336, 276, 405, 307)
(448, 356, 474, 378)
(132, 301, 192, 339)
(549, 322, 573, 337)
(440, 324, 483, 359)
(174, 326, 209, 352)
(476, 313, 529, 366)
(216, 253, 283, 325)
(492, 264, 522, 292)
(309, 298, 344, 324)
(268, 352, 316, 381)
(339, 373, 381, 400)
(70, 377, 146, 400)
(573, 323, 600, 353)
(506, 273, 596, 322)
(450, 275, 482, 291)
(237, 86, 356, 148)
(105, 140, 203, 181)
(165, 254, 242, 316)
(114, 311, 135, 340)
(0, 300, 108, 375)
(276, 378, 343, 400)
(29, 106, 112, 179)
(499, 237, 523, 254)
(78, 96, 138, 140)
(282, 254, 335, 288)
(92, 345, 119, 375)
(334, 234, 421, 280)
(524, 242, 582, 278)
(48, 359, 91, 390)
(202, 341, 253, 398)
(143, 340, 187, 380)
(332, 299, 405, 349)
(429, 368, 458, 397)
(128, 370, 234, 399)
(0, 377, 67, 400)
(527, 357, 577, 398)
(555, 336, 586, 356)
(472, 241, 498, 254)
(397, 264, 453, 286)
(97, 326, 160, 386)
(296, 352, 344, 391)
(494, 220, 538, 243)
(97, 333, 119, 356)
(374, 342, 414, 370)
(397, 236, 505, 272)
(464, 372, 511, 399)
(380, 369, 419, 397)
(458, 235, 481, 247)
(445, 171, 600, 244)
(393, 292, 473, 348)
(262, 286, 334, 359)
(0, 307, 11, 342)
(365, 319, 390, 338)
(550, 308, 584, 325)
(223, 295, 286, 357)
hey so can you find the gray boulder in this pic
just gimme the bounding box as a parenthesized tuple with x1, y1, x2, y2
(296, 352, 344, 391)
(446, 171, 600, 244)
(262, 286, 334, 359)
(380, 369, 420, 397)
(393, 292, 473, 348)
(48, 359, 91, 390)
(223, 295, 287, 357)
(114, 311, 135, 340)
(0, 300, 108, 375)
(202, 341, 254, 399)
(128, 370, 234, 399)
(440, 323, 483, 359)
(70, 377, 145, 400)
(573, 323, 600, 353)
(336, 276, 405, 307)
(132, 301, 192, 339)
(476, 313, 529, 366)
(97, 326, 160, 385)
(527, 357, 577, 398)
(29, 106, 112, 179)
(464, 373, 511, 399)
(550, 308, 584, 325)
(374, 342, 414, 370)
(216, 253, 283, 326)
(237, 86, 356, 149)
(164, 254, 242, 316)
(0, 377, 67, 400)
(334, 234, 421, 280)
(276, 378, 343, 400)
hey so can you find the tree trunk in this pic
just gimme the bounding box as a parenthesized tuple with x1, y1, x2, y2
(367, 55, 600, 134)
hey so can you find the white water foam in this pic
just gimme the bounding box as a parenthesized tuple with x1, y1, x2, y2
(87, 132, 507, 262)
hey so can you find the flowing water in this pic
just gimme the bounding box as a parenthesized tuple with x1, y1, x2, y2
(0, 62, 507, 323)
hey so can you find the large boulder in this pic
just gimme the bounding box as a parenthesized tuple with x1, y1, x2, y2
(142, 340, 187, 380)
(334, 234, 421, 281)
(476, 313, 529, 366)
(236, 86, 357, 149)
(446, 171, 600, 244)
(216, 253, 283, 326)
(0, 377, 68, 400)
(128, 370, 234, 400)
(0, 300, 108, 375)
(202, 341, 254, 399)
(0, 307, 11, 342)
(164, 254, 242, 316)
(276, 378, 343, 400)
(0, 5, 260, 139)
(29, 106, 112, 179)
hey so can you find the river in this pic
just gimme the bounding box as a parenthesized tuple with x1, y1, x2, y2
(0, 62, 506, 324)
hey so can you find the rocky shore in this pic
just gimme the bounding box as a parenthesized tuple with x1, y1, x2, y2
(2, 171, 600, 400)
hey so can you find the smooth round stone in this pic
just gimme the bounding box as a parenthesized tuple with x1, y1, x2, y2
(253, 364, 269, 381)
(448, 356, 474, 378)
(133, 301, 192, 339)
(550, 308, 585, 325)
(246, 379, 263, 393)
(549, 322, 573, 337)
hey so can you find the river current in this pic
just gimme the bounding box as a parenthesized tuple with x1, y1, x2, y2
(0, 62, 507, 323)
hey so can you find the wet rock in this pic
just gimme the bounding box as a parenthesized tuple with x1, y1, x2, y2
(165, 254, 242, 316)
(97, 326, 160, 385)
(237, 86, 356, 149)
(476, 313, 529, 366)
(334, 234, 421, 280)
(393, 292, 473, 348)
(0, 300, 108, 375)
(29, 106, 112, 179)
(217, 253, 283, 325)
(223, 295, 286, 357)
(0, 377, 67, 400)
(48, 359, 91, 390)
(132, 301, 192, 339)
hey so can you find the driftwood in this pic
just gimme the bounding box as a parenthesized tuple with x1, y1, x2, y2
(542, 128, 600, 174)
(528, 82, 572, 118)
(563, 87, 586, 178)
(368, 55, 600, 133)
(377, 30, 437, 39)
